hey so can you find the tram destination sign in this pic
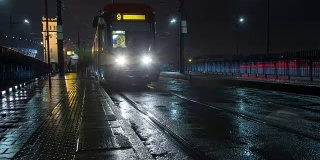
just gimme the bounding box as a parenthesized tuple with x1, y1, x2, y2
(116, 13, 146, 21)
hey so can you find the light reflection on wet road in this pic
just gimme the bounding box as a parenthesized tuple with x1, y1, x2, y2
(113, 77, 320, 159)
(0, 77, 68, 158)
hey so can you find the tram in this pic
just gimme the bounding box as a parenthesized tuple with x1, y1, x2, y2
(92, 3, 160, 85)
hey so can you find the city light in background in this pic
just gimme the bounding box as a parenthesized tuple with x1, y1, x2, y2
(170, 18, 176, 24)
(239, 17, 244, 23)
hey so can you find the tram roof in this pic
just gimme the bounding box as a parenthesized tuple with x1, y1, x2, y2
(103, 3, 153, 13)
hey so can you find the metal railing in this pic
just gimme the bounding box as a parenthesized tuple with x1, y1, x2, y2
(0, 46, 48, 93)
(186, 50, 320, 81)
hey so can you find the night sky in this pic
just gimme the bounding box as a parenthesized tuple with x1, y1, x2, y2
(1, 0, 320, 62)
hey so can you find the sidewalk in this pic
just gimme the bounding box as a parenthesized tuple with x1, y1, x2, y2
(0, 73, 152, 159)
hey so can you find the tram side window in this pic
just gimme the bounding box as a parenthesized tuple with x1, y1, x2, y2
(112, 31, 126, 48)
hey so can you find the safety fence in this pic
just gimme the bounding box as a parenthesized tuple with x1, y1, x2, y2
(0, 34, 44, 59)
(185, 50, 320, 81)
(0, 46, 48, 94)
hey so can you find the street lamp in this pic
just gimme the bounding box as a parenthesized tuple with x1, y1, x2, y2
(170, 18, 176, 24)
(24, 19, 30, 24)
(236, 17, 245, 56)
(239, 17, 244, 23)
(9, 14, 30, 35)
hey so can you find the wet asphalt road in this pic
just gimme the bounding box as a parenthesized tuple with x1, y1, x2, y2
(108, 77, 320, 160)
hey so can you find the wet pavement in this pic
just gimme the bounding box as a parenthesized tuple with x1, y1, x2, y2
(1, 72, 319, 159)
(108, 77, 320, 160)
(0, 73, 152, 159)
(109, 93, 191, 160)
(0, 77, 64, 159)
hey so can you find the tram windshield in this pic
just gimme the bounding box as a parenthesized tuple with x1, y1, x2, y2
(111, 22, 154, 55)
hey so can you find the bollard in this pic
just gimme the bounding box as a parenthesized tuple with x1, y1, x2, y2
(12, 85, 16, 93)
(5, 88, 10, 95)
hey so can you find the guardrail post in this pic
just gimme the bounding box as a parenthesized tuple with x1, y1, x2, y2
(309, 59, 313, 82)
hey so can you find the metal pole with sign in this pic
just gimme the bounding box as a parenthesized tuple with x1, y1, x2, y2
(45, 0, 51, 89)
(179, 0, 187, 74)
(57, 0, 64, 76)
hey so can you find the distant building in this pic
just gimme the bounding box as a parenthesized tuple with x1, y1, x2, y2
(42, 17, 58, 63)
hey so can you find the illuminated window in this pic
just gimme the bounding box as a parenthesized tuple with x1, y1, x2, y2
(112, 31, 126, 48)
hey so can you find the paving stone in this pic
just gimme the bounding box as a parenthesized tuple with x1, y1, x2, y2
(81, 111, 105, 116)
(114, 134, 132, 148)
(0, 153, 15, 159)
(106, 115, 117, 121)
(80, 121, 110, 129)
(81, 116, 110, 122)
(109, 121, 120, 128)
(0, 148, 8, 154)
(78, 136, 116, 151)
(79, 128, 114, 140)
(5, 148, 20, 154)
(76, 149, 137, 160)
(111, 127, 125, 135)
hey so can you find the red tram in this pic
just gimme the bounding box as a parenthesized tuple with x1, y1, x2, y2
(92, 3, 160, 85)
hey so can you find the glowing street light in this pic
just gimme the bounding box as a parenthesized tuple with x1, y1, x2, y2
(239, 17, 244, 23)
(170, 18, 176, 24)
(236, 17, 245, 57)
(10, 14, 31, 35)
(24, 19, 30, 24)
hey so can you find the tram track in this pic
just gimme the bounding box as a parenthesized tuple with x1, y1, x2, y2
(116, 92, 213, 160)
(161, 89, 320, 142)
(233, 87, 320, 114)
(101, 80, 320, 159)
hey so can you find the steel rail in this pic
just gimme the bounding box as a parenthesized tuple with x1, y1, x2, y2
(117, 92, 213, 160)
(165, 90, 320, 142)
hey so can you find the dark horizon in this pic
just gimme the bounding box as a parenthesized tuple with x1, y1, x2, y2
(1, 0, 320, 62)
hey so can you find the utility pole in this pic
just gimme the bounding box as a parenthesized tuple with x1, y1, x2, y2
(78, 32, 80, 56)
(57, 0, 64, 76)
(267, 0, 270, 55)
(179, 0, 187, 74)
(45, 0, 52, 89)
(236, 16, 239, 57)
(9, 14, 12, 36)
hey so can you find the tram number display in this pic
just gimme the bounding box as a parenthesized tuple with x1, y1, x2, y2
(116, 13, 146, 21)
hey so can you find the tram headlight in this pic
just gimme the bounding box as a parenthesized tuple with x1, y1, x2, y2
(115, 56, 127, 65)
(142, 56, 152, 64)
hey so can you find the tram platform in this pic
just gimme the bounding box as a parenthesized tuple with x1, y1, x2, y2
(0, 73, 152, 159)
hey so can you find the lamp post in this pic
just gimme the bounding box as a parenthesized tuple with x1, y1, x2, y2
(178, 0, 187, 74)
(9, 14, 30, 35)
(236, 17, 244, 56)
(57, 0, 64, 76)
(267, 0, 270, 55)
(45, 0, 51, 89)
